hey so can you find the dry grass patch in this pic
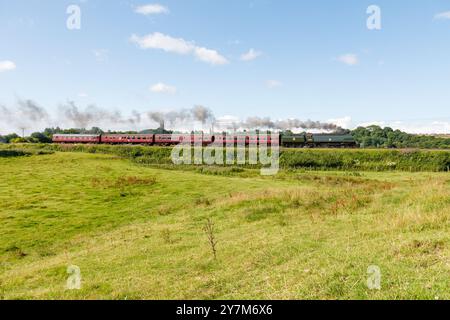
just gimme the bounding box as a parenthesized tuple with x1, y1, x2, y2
(91, 176, 157, 188)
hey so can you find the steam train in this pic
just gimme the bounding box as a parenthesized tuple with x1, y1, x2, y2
(52, 132, 358, 148)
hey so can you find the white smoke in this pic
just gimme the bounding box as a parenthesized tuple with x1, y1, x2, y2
(1, 98, 344, 134)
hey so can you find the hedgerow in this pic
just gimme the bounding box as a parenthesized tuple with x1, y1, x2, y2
(2, 143, 450, 172)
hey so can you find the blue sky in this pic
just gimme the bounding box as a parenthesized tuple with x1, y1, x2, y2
(1, 0, 450, 133)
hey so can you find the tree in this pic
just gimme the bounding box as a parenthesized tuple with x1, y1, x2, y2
(0, 133, 20, 143)
(351, 126, 450, 149)
(31, 132, 52, 143)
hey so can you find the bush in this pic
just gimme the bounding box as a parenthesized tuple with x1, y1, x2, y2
(280, 149, 450, 171)
(0, 150, 30, 158)
(10, 138, 28, 144)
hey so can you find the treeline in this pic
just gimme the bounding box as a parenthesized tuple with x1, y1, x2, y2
(0, 132, 53, 144)
(351, 125, 450, 149)
(0, 127, 172, 143)
(0, 127, 104, 144)
(1, 125, 450, 149)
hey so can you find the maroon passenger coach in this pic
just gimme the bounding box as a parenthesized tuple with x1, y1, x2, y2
(52, 132, 276, 146)
(52, 134, 101, 144)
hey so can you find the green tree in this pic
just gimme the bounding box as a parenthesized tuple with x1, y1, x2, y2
(31, 132, 52, 143)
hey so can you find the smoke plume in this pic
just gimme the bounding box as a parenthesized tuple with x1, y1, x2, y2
(59, 101, 143, 128)
(0, 98, 342, 134)
(17, 99, 49, 122)
(192, 105, 215, 124)
(147, 106, 215, 128)
(271, 118, 339, 131)
(0, 105, 11, 119)
(148, 111, 165, 128)
(224, 117, 341, 131)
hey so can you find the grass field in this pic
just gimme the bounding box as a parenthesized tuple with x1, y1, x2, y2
(1, 147, 449, 299)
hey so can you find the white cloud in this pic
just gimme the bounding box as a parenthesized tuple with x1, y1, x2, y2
(214, 115, 241, 130)
(216, 115, 239, 123)
(336, 54, 359, 66)
(266, 80, 282, 88)
(135, 4, 169, 15)
(194, 47, 228, 65)
(240, 49, 262, 61)
(0, 60, 16, 72)
(130, 32, 229, 65)
(434, 11, 450, 20)
(328, 116, 352, 129)
(78, 92, 88, 98)
(131, 33, 191, 54)
(150, 82, 177, 94)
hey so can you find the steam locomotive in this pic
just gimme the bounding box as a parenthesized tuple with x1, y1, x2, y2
(52, 132, 358, 148)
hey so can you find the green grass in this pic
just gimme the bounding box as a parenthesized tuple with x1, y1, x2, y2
(0, 150, 449, 299)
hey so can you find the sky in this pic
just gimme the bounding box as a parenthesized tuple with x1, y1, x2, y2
(1, 0, 450, 134)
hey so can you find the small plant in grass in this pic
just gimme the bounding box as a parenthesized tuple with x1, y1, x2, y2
(195, 197, 212, 206)
(203, 218, 218, 260)
(161, 229, 174, 244)
(119, 189, 127, 197)
(157, 205, 171, 216)
(5, 245, 27, 259)
(0, 280, 4, 300)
